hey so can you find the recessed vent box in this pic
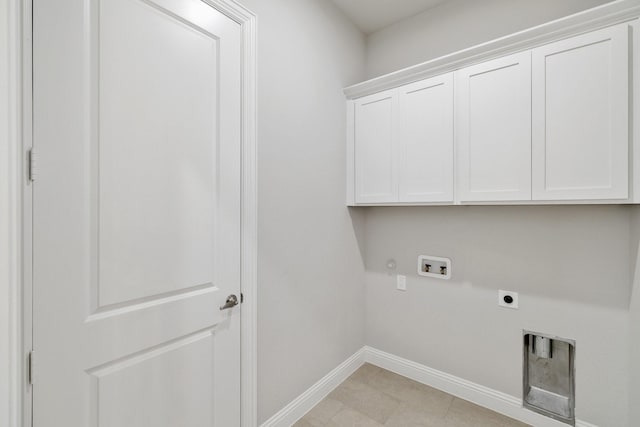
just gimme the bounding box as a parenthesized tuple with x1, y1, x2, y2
(523, 331, 575, 426)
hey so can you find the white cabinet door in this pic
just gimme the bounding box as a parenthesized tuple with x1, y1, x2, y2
(532, 24, 629, 200)
(355, 89, 398, 203)
(398, 74, 454, 202)
(456, 51, 532, 202)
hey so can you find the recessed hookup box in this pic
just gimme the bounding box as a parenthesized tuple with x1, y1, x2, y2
(523, 331, 576, 426)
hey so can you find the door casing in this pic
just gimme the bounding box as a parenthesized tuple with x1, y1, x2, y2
(2, 1, 257, 426)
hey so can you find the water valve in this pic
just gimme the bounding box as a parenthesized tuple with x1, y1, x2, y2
(417, 255, 451, 280)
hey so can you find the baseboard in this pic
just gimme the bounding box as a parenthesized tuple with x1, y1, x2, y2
(363, 346, 598, 427)
(260, 346, 598, 427)
(260, 348, 366, 427)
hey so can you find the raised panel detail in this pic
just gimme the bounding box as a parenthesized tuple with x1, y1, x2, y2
(89, 331, 215, 427)
(456, 51, 532, 202)
(355, 89, 398, 203)
(532, 23, 629, 200)
(544, 42, 611, 188)
(398, 74, 454, 202)
(98, 0, 219, 306)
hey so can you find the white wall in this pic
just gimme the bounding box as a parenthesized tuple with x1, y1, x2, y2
(235, 0, 367, 423)
(629, 208, 640, 427)
(366, 0, 613, 78)
(0, 0, 10, 424)
(364, 206, 630, 426)
(0, 0, 23, 424)
(0, 0, 18, 426)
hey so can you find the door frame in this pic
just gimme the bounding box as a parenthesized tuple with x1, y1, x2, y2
(1, 0, 258, 426)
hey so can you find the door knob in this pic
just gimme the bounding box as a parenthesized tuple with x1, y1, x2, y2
(220, 294, 239, 310)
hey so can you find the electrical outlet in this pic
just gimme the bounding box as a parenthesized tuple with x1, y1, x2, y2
(397, 275, 407, 291)
(498, 290, 518, 309)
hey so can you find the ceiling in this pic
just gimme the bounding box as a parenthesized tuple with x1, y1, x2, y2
(330, 0, 451, 34)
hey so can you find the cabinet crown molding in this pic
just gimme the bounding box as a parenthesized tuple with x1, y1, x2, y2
(344, 0, 640, 100)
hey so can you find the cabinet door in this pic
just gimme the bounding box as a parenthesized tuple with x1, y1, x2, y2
(398, 74, 454, 202)
(355, 89, 398, 203)
(532, 24, 629, 200)
(456, 51, 532, 202)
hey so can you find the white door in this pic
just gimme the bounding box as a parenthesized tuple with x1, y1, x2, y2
(532, 23, 629, 201)
(398, 74, 454, 203)
(32, 0, 242, 426)
(355, 89, 398, 203)
(456, 51, 532, 202)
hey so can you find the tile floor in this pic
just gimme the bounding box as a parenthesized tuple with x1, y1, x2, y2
(293, 364, 530, 427)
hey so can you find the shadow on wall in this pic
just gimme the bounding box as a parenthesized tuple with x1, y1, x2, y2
(348, 207, 367, 264)
(359, 205, 632, 310)
(630, 207, 640, 296)
(630, 206, 640, 427)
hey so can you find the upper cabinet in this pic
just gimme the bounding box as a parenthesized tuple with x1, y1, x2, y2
(354, 89, 398, 204)
(398, 74, 454, 203)
(456, 52, 532, 202)
(531, 24, 629, 201)
(351, 74, 454, 204)
(346, 15, 639, 206)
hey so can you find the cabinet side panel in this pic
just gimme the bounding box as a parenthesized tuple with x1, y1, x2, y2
(346, 100, 355, 205)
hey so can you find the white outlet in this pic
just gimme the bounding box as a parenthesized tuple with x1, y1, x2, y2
(397, 275, 407, 291)
(498, 290, 518, 309)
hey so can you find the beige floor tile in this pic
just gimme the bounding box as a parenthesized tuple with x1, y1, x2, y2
(384, 402, 447, 427)
(367, 368, 416, 391)
(367, 369, 453, 417)
(327, 407, 384, 427)
(328, 378, 401, 424)
(303, 397, 344, 425)
(348, 363, 382, 384)
(444, 398, 531, 427)
(300, 368, 532, 427)
(292, 417, 319, 427)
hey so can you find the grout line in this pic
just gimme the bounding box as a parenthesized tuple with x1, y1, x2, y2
(443, 394, 456, 419)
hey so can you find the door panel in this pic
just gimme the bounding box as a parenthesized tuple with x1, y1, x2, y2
(355, 89, 398, 203)
(99, 0, 219, 307)
(456, 51, 532, 201)
(398, 74, 454, 202)
(532, 23, 629, 200)
(90, 331, 215, 427)
(33, 0, 242, 425)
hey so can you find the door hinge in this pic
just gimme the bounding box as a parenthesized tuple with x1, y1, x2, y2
(240, 293, 244, 303)
(28, 148, 37, 182)
(28, 351, 35, 385)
